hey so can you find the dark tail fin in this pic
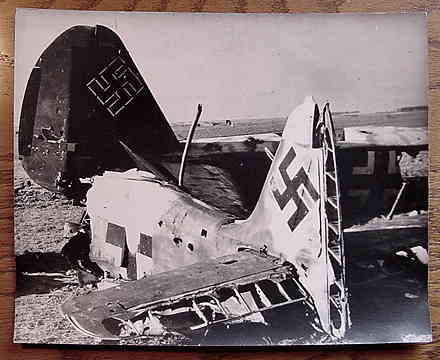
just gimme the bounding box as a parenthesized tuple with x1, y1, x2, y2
(18, 25, 179, 196)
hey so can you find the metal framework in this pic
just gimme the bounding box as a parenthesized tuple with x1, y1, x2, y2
(100, 252, 321, 338)
(321, 103, 350, 339)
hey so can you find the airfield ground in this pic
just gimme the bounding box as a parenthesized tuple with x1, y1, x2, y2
(13, 114, 430, 345)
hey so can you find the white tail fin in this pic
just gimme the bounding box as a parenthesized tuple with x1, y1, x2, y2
(233, 97, 350, 339)
(242, 96, 323, 268)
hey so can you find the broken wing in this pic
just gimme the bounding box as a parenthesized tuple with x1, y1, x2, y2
(61, 250, 320, 340)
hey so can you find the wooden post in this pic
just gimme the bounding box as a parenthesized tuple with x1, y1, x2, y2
(386, 181, 408, 220)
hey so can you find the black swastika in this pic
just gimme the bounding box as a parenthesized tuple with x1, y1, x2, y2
(272, 147, 319, 232)
(87, 56, 144, 116)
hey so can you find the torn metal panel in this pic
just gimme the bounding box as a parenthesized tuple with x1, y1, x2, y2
(62, 250, 317, 339)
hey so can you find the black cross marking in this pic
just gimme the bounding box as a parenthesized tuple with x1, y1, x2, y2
(87, 56, 144, 116)
(106, 223, 126, 249)
(272, 147, 319, 231)
(138, 233, 152, 258)
(106, 223, 154, 280)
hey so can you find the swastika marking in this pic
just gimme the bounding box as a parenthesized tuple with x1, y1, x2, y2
(87, 56, 144, 117)
(272, 147, 319, 232)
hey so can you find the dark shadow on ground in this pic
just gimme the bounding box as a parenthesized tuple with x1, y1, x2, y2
(16, 272, 77, 297)
(343, 229, 430, 344)
(193, 303, 321, 346)
(16, 251, 77, 297)
(16, 251, 71, 273)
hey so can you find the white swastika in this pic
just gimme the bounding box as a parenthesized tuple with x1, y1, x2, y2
(87, 56, 144, 116)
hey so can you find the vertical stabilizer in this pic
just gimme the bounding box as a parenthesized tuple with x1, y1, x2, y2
(18, 25, 180, 196)
(232, 97, 350, 339)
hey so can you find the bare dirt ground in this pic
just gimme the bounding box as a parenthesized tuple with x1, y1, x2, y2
(14, 160, 98, 345)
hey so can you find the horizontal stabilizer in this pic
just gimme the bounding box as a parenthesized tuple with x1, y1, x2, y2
(61, 250, 317, 339)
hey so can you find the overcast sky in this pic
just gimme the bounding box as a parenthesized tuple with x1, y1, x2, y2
(15, 9, 428, 125)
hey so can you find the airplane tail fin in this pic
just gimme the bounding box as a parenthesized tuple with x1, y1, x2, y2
(18, 25, 180, 196)
(233, 97, 350, 339)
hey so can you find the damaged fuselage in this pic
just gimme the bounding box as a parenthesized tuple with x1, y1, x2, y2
(18, 25, 353, 341)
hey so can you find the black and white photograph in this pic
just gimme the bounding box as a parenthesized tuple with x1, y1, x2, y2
(14, 9, 431, 346)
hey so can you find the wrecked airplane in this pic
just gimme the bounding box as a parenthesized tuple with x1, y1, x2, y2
(17, 25, 426, 342)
